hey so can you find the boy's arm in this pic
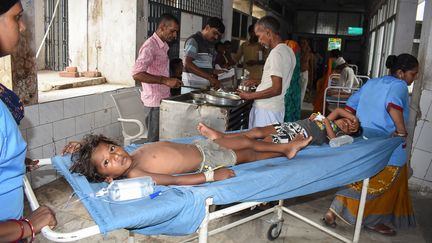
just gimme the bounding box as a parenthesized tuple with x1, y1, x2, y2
(326, 107, 356, 121)
(323, 118, 337, 139)
(135, 168, 235, 185)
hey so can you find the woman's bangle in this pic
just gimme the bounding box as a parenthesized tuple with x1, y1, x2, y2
(394, 132, 408, 137)
(21, 218, 35, 243)
(8, 219, 24, 242)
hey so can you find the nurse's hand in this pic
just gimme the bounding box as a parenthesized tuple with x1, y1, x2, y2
(162, 77, 183, 88)
(62, 141, 81, 155)
(27, 206, 57, 233)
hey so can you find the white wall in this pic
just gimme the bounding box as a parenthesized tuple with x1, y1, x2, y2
(20, 87, 137, 188)
(179, 13, 203, 60)
(392, 0, 418, 54)
(33, 0, 45, 69)
(222, 0, 234, 41)
(408, 0, 432, 193)
(68, 0, 137, 86)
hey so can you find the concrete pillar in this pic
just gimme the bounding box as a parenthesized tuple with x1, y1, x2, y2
(222, 0, 233, 41)
(392, 0, 418, 54)
(407, 0, 432, 192)
(11, 0, 38, 105)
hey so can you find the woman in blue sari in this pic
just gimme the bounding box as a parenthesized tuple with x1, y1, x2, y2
(0, 1, 56, 241)
(323, 54, 418, 236)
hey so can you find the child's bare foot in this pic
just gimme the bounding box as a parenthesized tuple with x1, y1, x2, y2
(284, 134, 313, 159)
(197, 123, 224, 140)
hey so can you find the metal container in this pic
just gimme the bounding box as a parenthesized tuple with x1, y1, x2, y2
(204, 90, 242, 106)
(160, 92, 252, 139)
(237, 83, 256, 92)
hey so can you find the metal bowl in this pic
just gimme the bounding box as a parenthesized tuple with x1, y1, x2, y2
(204, 90, 242, 106)
(184, 99, 207, 105)
(190, 90, 205, 100)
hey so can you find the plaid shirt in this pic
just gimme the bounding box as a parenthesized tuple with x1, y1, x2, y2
(132, 33, 170, 107)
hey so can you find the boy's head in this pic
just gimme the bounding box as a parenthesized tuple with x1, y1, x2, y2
(334, 118, 361, 136)
(70, 134, 131, 183)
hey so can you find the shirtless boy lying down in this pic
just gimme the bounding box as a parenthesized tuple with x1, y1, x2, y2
(62, 133, 311, 185)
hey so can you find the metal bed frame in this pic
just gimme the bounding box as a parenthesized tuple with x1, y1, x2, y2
(24, 158, 370, 243)
(323, 74, 370, 115)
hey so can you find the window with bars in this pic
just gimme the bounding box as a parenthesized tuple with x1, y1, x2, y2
(295, 11, 363, 36)
(149, 0, 222, 18)
(231, 10, 250, 53)
(367, 0, 398, 77)
(148, 0, 223, 59)
(44, 0, 68, 71)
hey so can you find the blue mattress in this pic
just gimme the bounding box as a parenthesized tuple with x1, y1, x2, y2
(52, 133, 403, 235)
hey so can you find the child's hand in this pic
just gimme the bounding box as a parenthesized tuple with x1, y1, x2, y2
(347, 117, 359, 133)
(62, 141, 81, 155)
(213, 168, 236, 181)
(309, 113, 317, 120)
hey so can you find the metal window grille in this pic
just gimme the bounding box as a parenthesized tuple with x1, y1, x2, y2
(149, 0, 222, 19)
(148, 2, 181, 59)
(44, 0, 68, 71)
(148, 0, 223, 59)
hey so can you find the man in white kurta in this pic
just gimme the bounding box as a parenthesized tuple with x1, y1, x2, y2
(239, 16, 296, 128)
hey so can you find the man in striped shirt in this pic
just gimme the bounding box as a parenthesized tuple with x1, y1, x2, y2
(132, 13, 182, 142)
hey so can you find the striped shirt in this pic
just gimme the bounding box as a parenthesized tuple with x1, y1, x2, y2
(132, 33, 170, 107)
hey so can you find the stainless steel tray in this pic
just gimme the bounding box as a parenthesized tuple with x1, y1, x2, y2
(204, 90, 242, 106)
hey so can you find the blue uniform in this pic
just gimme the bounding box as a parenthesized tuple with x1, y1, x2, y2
(346, 75, 409, 166)
(0, 100, 27, 220)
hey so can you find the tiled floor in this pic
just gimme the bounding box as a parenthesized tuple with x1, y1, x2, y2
(27, 178, 430, 243)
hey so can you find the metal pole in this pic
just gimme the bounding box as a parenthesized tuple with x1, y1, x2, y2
(353, 178, 370, 243)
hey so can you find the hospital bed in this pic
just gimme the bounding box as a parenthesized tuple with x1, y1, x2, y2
(323, 74, 370, 115)
(24, 133, 403, 243)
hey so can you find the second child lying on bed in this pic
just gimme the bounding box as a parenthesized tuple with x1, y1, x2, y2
(62, 133, 312, 186)
(198, 107, 360, 145)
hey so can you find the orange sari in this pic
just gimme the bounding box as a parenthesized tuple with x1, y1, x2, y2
(330, 164, 416, 227)
(313, 57, 336, 113)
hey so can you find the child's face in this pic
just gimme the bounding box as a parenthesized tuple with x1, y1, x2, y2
(90, 143, 132, 182)
(335, 118, 359, 134)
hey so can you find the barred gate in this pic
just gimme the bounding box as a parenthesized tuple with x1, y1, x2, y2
(44, 0, 68, 71)
(148, 0, 223, 59)
(148, 1, 181, 59)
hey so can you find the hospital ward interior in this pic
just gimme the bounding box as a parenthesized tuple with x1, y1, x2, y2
(2, 0, 432, 242)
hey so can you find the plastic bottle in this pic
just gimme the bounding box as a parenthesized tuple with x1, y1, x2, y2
(96, 176, 155, 201)
(329, 135, 354, 148)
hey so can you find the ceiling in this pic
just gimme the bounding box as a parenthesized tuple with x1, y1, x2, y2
(269, 0, 368, 12)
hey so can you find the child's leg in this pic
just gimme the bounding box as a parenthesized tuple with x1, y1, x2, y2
(215, 134, 312, 159)
(197, 123, 276, 140)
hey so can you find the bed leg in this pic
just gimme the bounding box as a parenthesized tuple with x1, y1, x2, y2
(266, 200, 284, 240)
(353, 178, 369, 243)
(199, 198, 213, 243)
(128, 231, 135, 243)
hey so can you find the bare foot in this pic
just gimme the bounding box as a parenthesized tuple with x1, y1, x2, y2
(197, 123, 224, 140)
(284, 134, 313, 159)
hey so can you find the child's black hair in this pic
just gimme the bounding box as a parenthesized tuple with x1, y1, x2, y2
(70, 134, 119, 182)
(351, 125, 363, 137)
